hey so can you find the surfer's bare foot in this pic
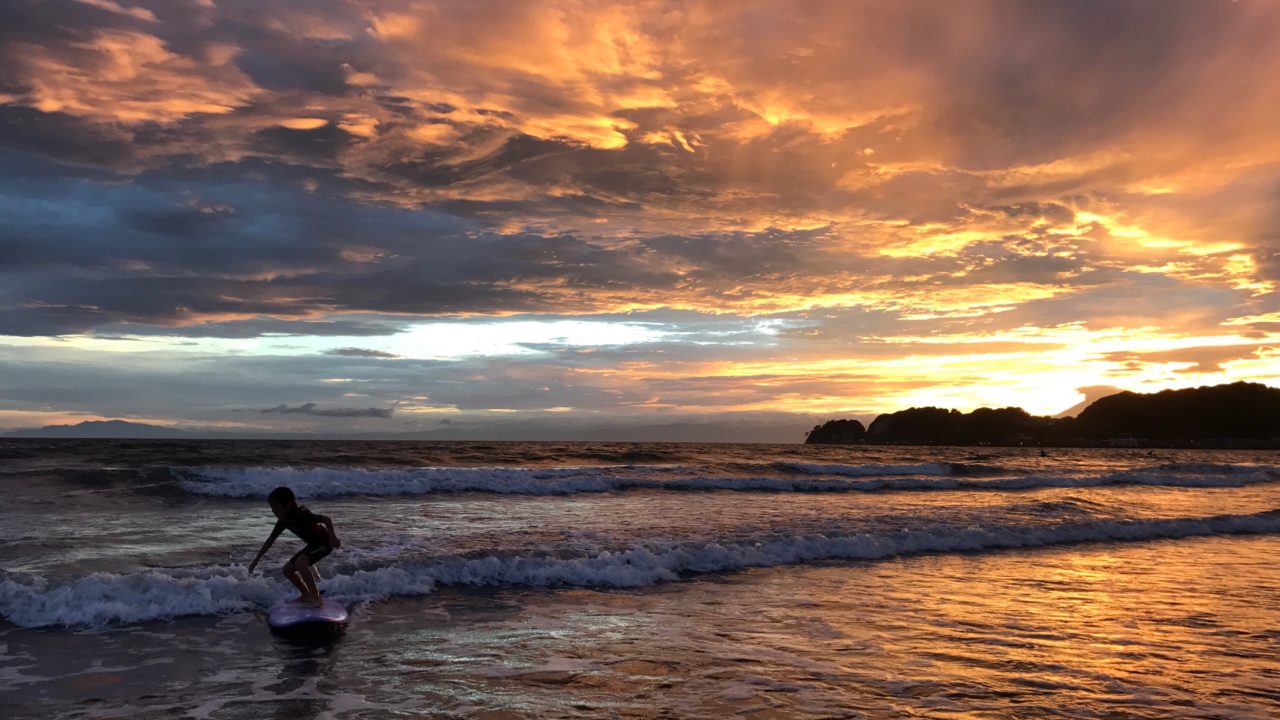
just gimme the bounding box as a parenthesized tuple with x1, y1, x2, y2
(291, 595, 310, 604)
(302, 596, 323, 608)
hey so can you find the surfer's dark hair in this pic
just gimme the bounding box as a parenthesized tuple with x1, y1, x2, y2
(268, 486, 296, 506)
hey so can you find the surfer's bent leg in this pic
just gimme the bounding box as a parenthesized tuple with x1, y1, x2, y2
(287, 544, 331, 605)
(281, 556, 308, 598)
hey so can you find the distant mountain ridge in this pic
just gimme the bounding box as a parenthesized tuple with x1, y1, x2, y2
(1, 418, 806, 442)
(807, 381, 1280, 447)
(4, 420, 182, 439)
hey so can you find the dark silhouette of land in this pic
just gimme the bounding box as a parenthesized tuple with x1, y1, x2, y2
(8, 382, 1278, 446)
(806, 381, 1280, 448)
(4, 420, 184, 439)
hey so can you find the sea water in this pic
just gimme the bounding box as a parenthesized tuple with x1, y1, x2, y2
(1, 440, 1277, 718)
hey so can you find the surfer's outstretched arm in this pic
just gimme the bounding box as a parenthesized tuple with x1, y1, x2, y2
(248, 523, 284, 573)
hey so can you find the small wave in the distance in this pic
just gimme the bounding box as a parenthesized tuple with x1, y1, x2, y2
(175, 462, 1280, 498)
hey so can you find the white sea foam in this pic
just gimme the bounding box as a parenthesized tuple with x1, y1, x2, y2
(176, 463, 1280, 498)
(779, 462, 952, 476)
(658, 476, 963, 491)
(176, 465, 966, 497)
(4, 510, 1277, 628)
(0, 567, 279, 628)
(979, 467, 1280, 490)
(177, 466, 621, 497)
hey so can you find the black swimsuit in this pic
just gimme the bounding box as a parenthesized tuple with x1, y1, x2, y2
(270, 505, 332, 565)
(289, 543, 332, 566)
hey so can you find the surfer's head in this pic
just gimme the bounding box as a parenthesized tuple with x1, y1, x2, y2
(268, 486, 296, 516)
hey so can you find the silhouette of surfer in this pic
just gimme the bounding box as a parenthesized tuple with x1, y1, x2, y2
(248, 486, 341, 607)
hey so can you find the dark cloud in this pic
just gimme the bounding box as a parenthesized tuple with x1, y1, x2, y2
(379, 133, 578, 190)
(111, 319, 405, 338)
(234, 48, 352, 95)
(121, 203, 239, 239)
(327, 347, 399, 358)
(0, 306, 116, 337)
(0, 108, 142, 169)
(0, 153, 659, 333)
(250, 123, 358, 164)
(262, 402, 396, 418)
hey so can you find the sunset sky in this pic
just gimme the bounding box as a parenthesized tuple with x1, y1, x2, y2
(2, 0, 1279, 439)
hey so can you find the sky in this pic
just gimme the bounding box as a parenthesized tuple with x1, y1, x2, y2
(1, 0, 1279, 440)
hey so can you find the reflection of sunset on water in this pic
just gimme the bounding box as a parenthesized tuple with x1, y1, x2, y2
(7, 441, 1278, 717)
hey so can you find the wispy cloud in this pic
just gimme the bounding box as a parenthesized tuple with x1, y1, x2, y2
(261, 402, 396, 419)
(327, 347, 400, 359)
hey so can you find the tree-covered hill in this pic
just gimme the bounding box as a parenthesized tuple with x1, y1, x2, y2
(1073, 381, 1280, 440)
(804, 381, 1280, 446)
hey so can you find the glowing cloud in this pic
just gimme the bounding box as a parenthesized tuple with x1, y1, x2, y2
(1, 0, 1279, 434)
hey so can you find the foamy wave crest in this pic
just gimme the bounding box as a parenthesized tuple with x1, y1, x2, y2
(5, 510, 1278, 628)
(0, 567, 280, 628)
(178, 462, 1280, 498)
(777, 462, 952, 477)
(659, 476, 963, 491)
(979, 465, 1280, 490)
(178, 466, 623, 497)
(177, 465, 966, 497)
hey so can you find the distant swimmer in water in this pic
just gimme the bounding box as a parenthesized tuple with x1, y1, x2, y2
(248, 486, 341, 608)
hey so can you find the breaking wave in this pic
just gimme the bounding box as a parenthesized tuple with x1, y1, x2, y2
(175, 462, 1280, 498)
(4, 509, 1278, 628)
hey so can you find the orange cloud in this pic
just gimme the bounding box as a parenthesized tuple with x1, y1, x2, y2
(5, 0, 1280, 423)
(8, 29, 258, 123)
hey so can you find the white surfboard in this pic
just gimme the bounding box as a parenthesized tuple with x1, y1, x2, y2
(267, 599, 349, 637)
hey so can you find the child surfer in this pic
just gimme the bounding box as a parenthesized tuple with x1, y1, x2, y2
(248, 486, 341, 607)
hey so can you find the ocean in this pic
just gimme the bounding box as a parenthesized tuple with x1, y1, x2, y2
(1, 439, 1278, 719)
